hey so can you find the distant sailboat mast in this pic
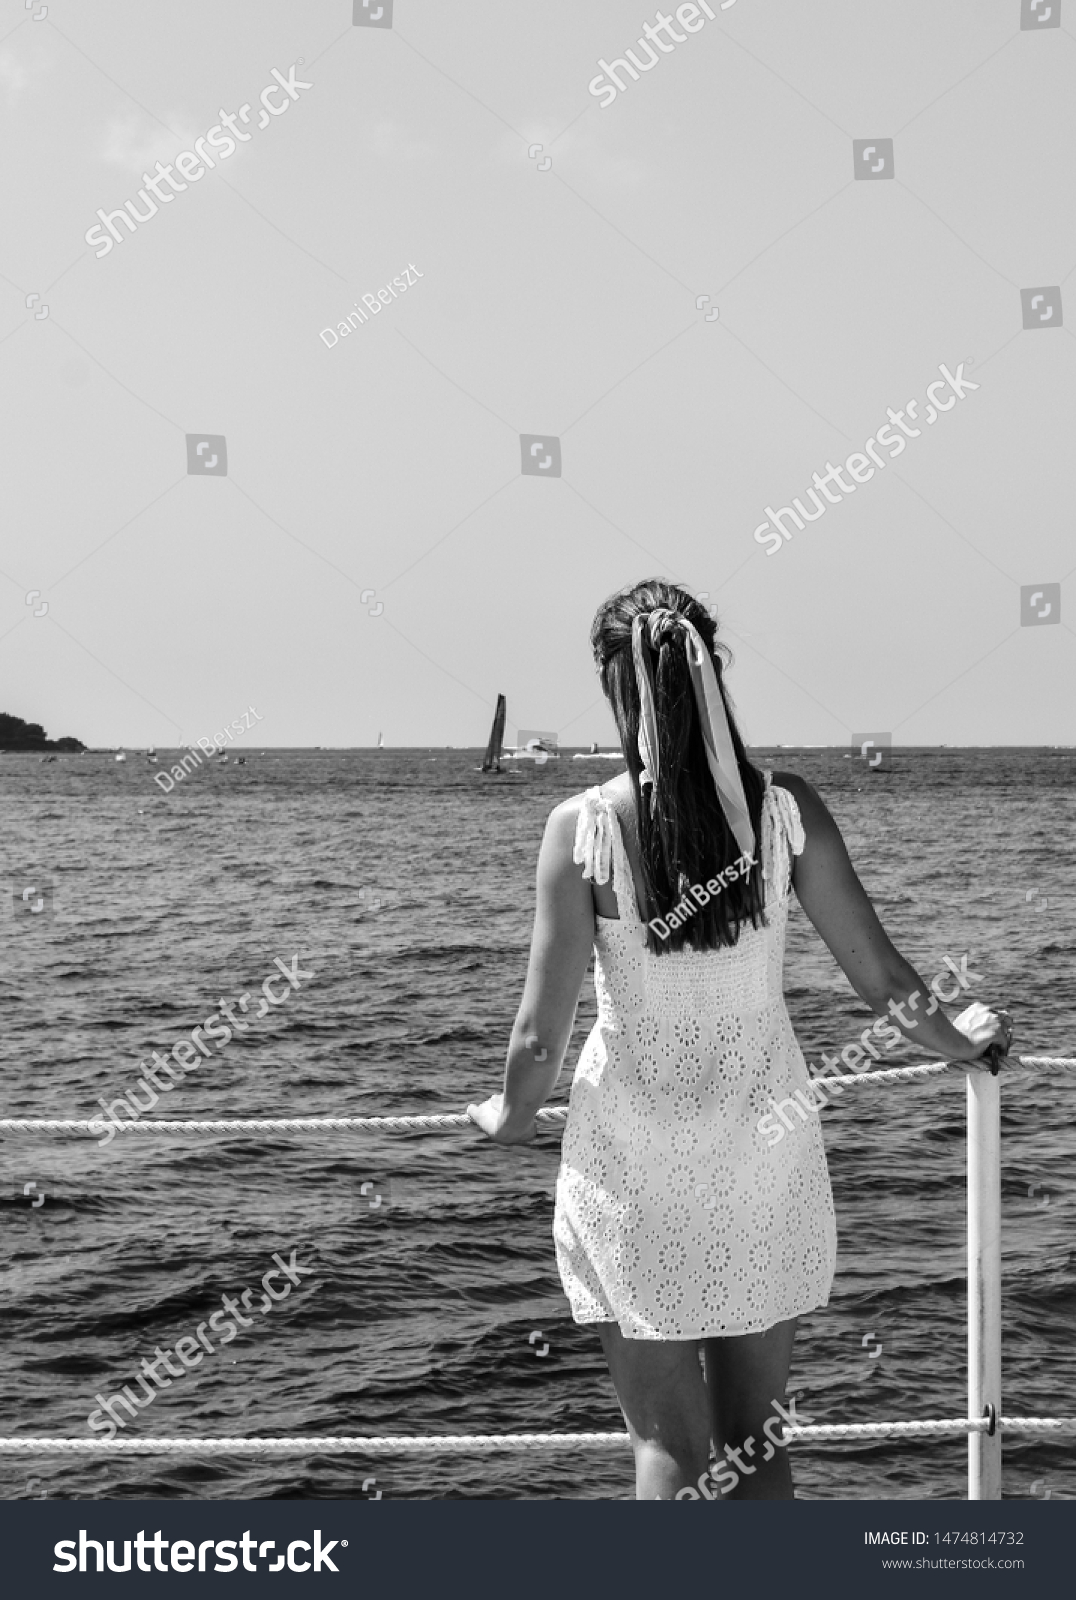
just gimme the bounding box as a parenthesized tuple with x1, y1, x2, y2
(481, 694, 507, 774)
(377, 731, 384, 750)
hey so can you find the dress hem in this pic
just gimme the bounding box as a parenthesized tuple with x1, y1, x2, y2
(570, 1295, 832, 1341)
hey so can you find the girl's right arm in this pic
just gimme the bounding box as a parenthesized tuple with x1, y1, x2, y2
(774, 772, 1009, 1064)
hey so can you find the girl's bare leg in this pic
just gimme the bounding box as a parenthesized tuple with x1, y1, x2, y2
(596, 1323, 712, 1500)
(703, 1316, 799, 1500)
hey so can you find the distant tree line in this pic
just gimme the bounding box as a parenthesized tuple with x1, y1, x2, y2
(0, 713, 85, 751)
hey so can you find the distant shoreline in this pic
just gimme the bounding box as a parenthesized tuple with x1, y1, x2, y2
(0, 720, 84, 753)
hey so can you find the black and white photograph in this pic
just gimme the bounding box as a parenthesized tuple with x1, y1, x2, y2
(0, 0, 1073, 1588)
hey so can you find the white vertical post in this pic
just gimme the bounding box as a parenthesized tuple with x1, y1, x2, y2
(967, 1067, 1002, 1499)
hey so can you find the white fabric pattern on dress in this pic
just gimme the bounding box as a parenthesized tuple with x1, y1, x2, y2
(554, 772, 837, 1339)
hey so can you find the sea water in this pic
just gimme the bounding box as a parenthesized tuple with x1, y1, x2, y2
(0, 747, 1072, 1500)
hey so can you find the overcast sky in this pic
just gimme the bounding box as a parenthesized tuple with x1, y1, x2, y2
(1, 0, 1073, 749)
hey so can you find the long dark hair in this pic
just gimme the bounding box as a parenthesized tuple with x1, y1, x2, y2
(591, 579, 767, 954)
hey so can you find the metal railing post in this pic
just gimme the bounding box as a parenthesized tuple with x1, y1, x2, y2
(967, 1065, 1002, 1499)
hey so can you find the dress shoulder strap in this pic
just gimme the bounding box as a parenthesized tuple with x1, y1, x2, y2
(572, 787, 643, 926)
(759, 768, 806, 901)
(573, 787, 615, 885)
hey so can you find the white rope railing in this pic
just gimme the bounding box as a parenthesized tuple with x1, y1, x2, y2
(1, 1418, 1074, 1455)
(4, 1055, 1070, 1487)
(813, 1055, 1076, 1086)
(0, 1112, 491, 1133)
(1, 1055, 1070, 1135)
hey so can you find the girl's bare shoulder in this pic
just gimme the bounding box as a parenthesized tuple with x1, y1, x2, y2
(770, 768, 814, 806)
(769, 770, 838, 838)
(545, 786, 605, 837)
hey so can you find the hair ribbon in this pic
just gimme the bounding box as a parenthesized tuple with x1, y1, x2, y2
(630, 611, 756, 863)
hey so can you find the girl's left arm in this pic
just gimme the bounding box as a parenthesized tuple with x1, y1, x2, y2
(467, 798, 595, 1144)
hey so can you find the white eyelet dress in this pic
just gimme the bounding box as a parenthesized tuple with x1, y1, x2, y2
(552, 771, 837, 1340)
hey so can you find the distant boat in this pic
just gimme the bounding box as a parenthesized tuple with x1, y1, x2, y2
(114, 752, 126, 763)
(236, 756, 246, 765)
(505, 732, 560, 761)
(479, 694, 507, 774)
(377, 732, 384, 751)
